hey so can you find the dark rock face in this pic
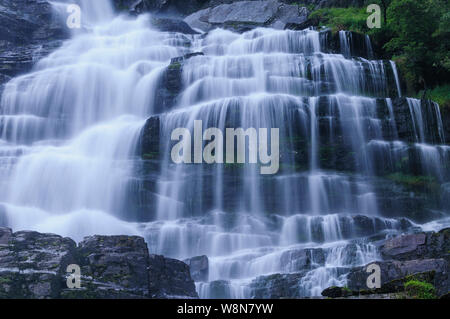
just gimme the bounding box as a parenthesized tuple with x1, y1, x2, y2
(140, 116, 160, 159)
(67, 235, 151, 298)
(150, 17, 200, 34)
(184, 0, 309, 32)
(347, 259, 449, 296)
(184, 255, 209, 282)
(0, 229, 198, 299)
(153, 53, 204, 114)
(0, 0, 69, 85)
(322, 286, 352, 298)
(249, 273, 306, 298)
(381, 228, 450, 261)
(336, 228, 450, 298)
(0, 228, 76, 298)
(148, 254, 198, 298)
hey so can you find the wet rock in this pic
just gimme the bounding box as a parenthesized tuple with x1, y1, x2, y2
(0, 230, 76, 299)
(0, 229, 198, 299)
(140, 116, 160, 159)
(184, 0, 309, 32)
(153, 52, 204, 113)
(207, 280, 232, 299)
(381, 233, 427, 260)
(381, 228, 450, 261)
(150, 17, 200, 34)
(73, 235, 151, 298)
(148, 254, 198, 298)
(250, 272, 307, 298)
(347, 259, 449, 297)
(321, 286, 352, 298)
(0, 0, 69, 84)
(184, 255, 209, 282)
(280, 248, 325, 271)
(0, 227, 11, 246)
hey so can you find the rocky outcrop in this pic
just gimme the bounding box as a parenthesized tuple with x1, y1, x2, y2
(323, 228, 450, 299)
(184, 0, 309, 32)
(154, 52, 204, 113)
(150, 17, 200, 34)
(250, 273, 307, 298)
(114, 0, 367, 16)
(184, 255, 209, 282)
(0, 228, 198, 299)
(381, 228, 450, 261)
(0, 0, 69, 85)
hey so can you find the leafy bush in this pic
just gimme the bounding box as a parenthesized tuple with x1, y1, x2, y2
(419, 85, 450, 110)
(309, 7, 369, 33)
(404, 280, 436, 299)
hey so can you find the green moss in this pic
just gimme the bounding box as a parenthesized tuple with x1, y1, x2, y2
(418, 85, 450, 111)
(168, 62, 181, 70)
(143, 152, 159, 160)
(404, 280, 437, 299)
(386, 173, 439, 192)
(309, 7, 369, 33)
(0, 277, 12, 284)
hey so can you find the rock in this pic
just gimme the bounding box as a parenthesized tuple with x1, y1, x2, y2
(249, 272, 306, 298)
(153, 52, 203, 113)
(207, 280, 232, 299)
(184, 255, 209, 282)
(0, 229, 198, 299)
(150, 17, 200, 34)
(184, 0, 309, 32)
(0, 230, 76, 298)
(321, 286, 352, 298)
(347, 258, 449, 297)
(140, 116, 160, 159)
(381, 229, 450, 261)
(71, 235, 151, 298)
(148, 254, 198, 298)
(381, 233, 427, 260)
(0, 227, 11, 246)
(0, 0, 69, 84)
(280, 248, 325, 271)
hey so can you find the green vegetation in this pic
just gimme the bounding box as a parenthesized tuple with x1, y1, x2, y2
(386, 173, 439, 192)
(310, 0, 450, 102)
(309, 7, 370, 33)
(419, 85, 450, 111)
(404, 280, 436, 299)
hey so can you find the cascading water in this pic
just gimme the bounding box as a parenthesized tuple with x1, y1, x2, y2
(0, 0, 448, 299)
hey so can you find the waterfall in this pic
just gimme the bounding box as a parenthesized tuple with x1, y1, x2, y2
(0, 0, 188, 240)
(0, 0, 448, 298)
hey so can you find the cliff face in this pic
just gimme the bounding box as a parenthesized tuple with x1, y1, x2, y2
(0, 228, 198, 299)
(0, 0, 69, 86)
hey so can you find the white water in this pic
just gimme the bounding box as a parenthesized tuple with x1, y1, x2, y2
(0, 0, 448, 298)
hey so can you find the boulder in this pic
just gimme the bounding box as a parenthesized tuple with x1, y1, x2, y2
(0, 0, 69, 84)
(381, 228, 450, 261)
(148, 254, 198, 298)
(321, 286, 352, 298)
(150, 17, 200, 34)
(184, 255, 209, 282)
(0, 230, 76, 299)
(347, 259, 449, 297)
(207, 280, 232, 299)
(68, 235, 151, 298)
(0, 229, 198, 299)
(184, 0, 309, 32)
(249, 272, 306, 298)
